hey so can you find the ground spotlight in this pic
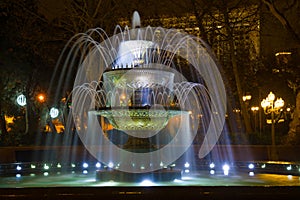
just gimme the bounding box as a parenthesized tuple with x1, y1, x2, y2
(95, 162, 101, 168)
(140, 179, 154, 186)
(184, 162, 190, 168)
(248, 163, 255, 169)
(222, 164, 230, 175)
(83, 162, 89, 169)
(108, 162, 114, 168)
(169, 163, 176, 169)
(160, 162, 164, 167)
(249, 172, 255, 176)
(44, 164, 50, 170)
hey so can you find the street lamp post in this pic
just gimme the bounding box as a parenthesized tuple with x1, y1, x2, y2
(242, 94, 252, 102)
(251, 106, 259, 132)
(261, 92, 284, 160)
(242, 94, 252, 134)
(16, 94, 28, 134)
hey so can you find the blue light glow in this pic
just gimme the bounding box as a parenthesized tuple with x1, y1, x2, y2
(222, 164, 230, 171)
(95, 162, 101, 168)
(108, 162, 114, 168)
(173, 179, 182, 183)
(83, 162, 89, 168)
(160, 162, 164, 167)
(248, 163, 254, 169)
(222, 164, 230, 175)
(184, 162, 190, 168)
(44, 164, 50, 170)
(170, 163, 176, 168)
(140, 179, 155, 186)
(249, 172, 255, 176)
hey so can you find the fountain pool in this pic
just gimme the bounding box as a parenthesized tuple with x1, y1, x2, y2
(1, 160, 300, 199)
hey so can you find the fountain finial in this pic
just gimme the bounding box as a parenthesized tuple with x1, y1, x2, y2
(132, 11, 141, 28)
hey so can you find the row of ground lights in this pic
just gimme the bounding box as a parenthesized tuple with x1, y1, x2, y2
(1, 161, 298, 177)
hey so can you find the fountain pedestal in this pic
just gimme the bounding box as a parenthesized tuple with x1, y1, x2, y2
(95, 168, 182, 182)
(122, 136, 156, 152)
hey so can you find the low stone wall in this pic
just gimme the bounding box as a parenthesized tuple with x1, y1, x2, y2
(208, 145, 300, 162)
(0, 145, 299, 163)
(0, 146, 91, 163)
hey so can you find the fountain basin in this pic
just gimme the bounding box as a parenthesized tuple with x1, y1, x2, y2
(1, 161, 300, 199)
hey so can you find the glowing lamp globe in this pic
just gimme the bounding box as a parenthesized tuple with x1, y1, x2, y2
(50, 107, 59, 119)
(17, 94, 26, 106)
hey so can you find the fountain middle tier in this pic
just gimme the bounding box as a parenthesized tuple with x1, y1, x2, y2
(95, 64, 187, 138)
(101, 59, 178, 110)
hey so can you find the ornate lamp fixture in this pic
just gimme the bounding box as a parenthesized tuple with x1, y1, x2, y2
(261, 91, 284, 160)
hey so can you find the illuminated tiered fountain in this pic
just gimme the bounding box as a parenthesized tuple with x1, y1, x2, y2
(65, 11, 226, 180)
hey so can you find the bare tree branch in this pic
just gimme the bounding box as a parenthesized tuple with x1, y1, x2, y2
(261, 0, 300, 44)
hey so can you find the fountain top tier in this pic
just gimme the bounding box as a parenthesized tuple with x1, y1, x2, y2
(132, 11, 141, 28)
(112, 40, 156, 69)
(107, 11, 178, 71)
